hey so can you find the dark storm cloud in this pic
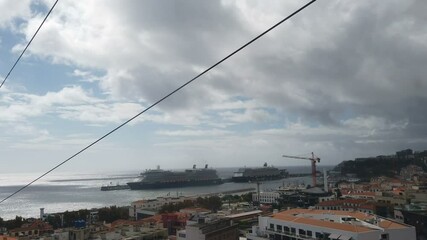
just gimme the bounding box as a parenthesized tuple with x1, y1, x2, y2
(231, 1, 427, 121)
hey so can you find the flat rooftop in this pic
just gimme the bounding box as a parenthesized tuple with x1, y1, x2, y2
(271, 209, 410, 233)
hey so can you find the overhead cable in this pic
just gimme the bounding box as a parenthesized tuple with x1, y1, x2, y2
(0, 0, 60, 89)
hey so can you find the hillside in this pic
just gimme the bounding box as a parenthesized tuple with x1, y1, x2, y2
(333, 149, 427, 180)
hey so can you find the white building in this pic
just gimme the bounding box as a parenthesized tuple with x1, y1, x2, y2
(247, 209, 416, 240)
(252, 192, 280, 204)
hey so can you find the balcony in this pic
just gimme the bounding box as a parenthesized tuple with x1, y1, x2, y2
(265, 229, 316, 240)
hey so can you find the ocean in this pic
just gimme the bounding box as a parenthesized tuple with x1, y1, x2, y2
(0, 166, 332, 220)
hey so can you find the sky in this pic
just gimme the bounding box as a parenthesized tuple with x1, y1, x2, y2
(0, 0, 426, 173)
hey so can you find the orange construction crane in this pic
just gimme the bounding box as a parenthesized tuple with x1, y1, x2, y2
(282, 152, 320, 187)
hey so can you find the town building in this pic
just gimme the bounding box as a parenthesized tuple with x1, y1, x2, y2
(318, 195, 336, 203)
(177, 218, 238, 240)
(161, 212, 189, 236)
(247, 209, 416, 240)
(0, 237, 17, 240)
(278, 187, 330, 208)
(394, 204, 427, 239)
(400, 165, 425, 180)
(7, 220, 53, 239)
(252, 192, 280, 204)
(129, 196, 193, 220)
(340, 189, 376, 199)
(315, 199, 376, 214)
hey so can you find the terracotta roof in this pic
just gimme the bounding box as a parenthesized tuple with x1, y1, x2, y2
(141, 214, 163, 223)
(317, 199, 368, 207)
(10, 220, 53, 233)
(111, 214, 169, 228)
(161, 212, 189, 220)
(359, 204, 375, 211)
(272, 211, 373, 233)
(271, 209, 409, 232)
(111, 220, 137, 228)
(378, 219, 407, 229)
(1, 237, 18, 240)
(342, 191, 376, 197)
(180, 207, 210, 213)
(317, 200, 343, 207)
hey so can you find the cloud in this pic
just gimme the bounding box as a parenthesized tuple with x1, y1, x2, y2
(219, 108, 275, 124)
(1, 0, 427, 170)
(156, 129, 232, 137)
(0, 0, 32, 28)
(0, 86, 100, 122)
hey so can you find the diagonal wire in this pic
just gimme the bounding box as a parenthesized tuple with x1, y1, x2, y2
(0, 0, 317, 204)
(0, 0, 60, 89)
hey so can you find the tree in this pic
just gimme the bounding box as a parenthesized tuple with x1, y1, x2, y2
(2, 216, 26, 230)
(197, 196, 222, 212)
(46, 215, 62, 229)
(159, 201, 194, 213)
(98, 206, 129, 223)
(241, 192, 253, 203)
(335, 188, 342, 199)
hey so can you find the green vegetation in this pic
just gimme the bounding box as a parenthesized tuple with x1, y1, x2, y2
(334, 149, 427, 180)
(0, 206, 129, 231)
(196, 196, 222, 212)
(98, 206, 129, 223)
(222, 194, 242, 203)
(240, 192, 253, 203)
(221, 193, 253, 204)
(159, 196, 223, 213)
(0, 216, 26, 230)
(61, 209, 90, 227)
(159, 201, 194, 213)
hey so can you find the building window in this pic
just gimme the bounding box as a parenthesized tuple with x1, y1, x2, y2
(270, 223, 274, 230)
(307, 230, 312, 236)
(315, 232, 323, 239)
(277, 225, 282, 232)
(284, 226, 290, 233)
(291, 227, 296, 234)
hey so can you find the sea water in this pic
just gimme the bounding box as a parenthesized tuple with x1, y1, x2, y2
(0, 166, 329, 220)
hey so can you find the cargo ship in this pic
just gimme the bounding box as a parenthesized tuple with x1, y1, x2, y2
(232, 163, 288, 182)
(127, 165, 223, 190)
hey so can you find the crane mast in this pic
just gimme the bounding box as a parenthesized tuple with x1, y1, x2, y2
(282, 152, 320, 187)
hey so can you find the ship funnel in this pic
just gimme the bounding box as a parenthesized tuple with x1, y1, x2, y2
(205, 164, 208, 169)
(193, 164, 196, 169)
(263, 162, 267, 167)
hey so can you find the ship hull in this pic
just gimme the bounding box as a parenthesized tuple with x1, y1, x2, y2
(101, 185, 130, 191)
(127, 178, 223, 190)
(231, 175, 284, 183)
